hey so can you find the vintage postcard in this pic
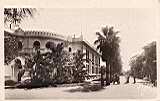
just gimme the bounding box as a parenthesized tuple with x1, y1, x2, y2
(1, 0, 160, 101)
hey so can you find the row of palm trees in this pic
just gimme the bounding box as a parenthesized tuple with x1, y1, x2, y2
(94, 26, 122, 86)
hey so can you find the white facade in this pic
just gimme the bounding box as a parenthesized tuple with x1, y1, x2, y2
(67, 36, 101, 78)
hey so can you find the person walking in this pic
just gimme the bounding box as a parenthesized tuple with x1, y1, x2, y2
(15, 59, 25, 82)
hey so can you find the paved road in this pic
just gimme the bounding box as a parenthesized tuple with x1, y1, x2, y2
(5, 76, 157, 99)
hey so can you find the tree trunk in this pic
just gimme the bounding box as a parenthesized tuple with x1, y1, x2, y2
(133, 77, 136, 83)
(125, 75, 130, 83)
(10, 24, 12, 29)
(133, 71, 136, 83)
(106, 61, 110, 86)
(101, 66, 104, 86)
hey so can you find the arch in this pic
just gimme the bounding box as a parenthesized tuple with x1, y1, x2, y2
(45, 41, 56, 50)
(45, 41, 51, 49)
(18, 41, 23, 50)
(33, 40, 40, 49)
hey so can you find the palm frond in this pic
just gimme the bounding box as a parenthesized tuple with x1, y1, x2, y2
(96, 32, 105, 38)
(94, 38, 105, 45)
(102, 26, 109, 36)
(4, 8, 36, 25)
(108, 26, 114, 36)
(96, 44, 101, 50)
(94, 32, 105, 44)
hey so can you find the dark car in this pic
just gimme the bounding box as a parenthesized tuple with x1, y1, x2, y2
(111, 74, 120, 84)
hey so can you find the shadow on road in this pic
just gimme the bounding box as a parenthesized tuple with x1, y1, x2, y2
(64, 83, 105, 93)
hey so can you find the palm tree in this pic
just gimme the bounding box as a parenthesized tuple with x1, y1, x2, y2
(94, 25, 121, 86)
(4, 8, 36, 29)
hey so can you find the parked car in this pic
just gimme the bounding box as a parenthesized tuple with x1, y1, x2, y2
(111, 74, 120, 84)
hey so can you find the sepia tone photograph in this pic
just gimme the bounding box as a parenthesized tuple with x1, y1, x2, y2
(4, 8, 157, 99)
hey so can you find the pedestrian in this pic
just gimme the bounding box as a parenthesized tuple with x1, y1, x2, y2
(124, 70, 130, 84)
(15, 59, 25, 82)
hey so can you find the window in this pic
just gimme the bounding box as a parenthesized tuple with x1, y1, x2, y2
(92, 53, 94, 74)
(92, 53, 94, 64)
(99, 57, 100, 65)
(69, 47, 72, 52)
(18, 41, 23, 50)
(95, 56, 98, 65)
(92, 66, 94, 74)
(86, 64, 89, 74)
(86, 49, 89, 63)
(33, 41, 40, 49)
(96, 67, 98, 74)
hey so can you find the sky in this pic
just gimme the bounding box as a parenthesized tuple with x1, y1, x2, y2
(19, 8, 158, 71)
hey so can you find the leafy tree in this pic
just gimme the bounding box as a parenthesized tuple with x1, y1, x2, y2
(143, 41, 156, 85)
(4, 33, 19, 64)
(129, 41, 157, 86)
(72, 50, 87, 83)
(53, 50, 72, 84)
(129, 54, 145, 83)
(40, 42, 66, 83)
(33, 41, 72, 84)
(94, 25, 121, 86)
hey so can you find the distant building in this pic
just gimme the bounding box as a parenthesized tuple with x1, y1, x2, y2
(5, 28, 101, 81)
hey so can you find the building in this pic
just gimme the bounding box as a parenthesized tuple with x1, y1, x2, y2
(5, 28, 101, 81)
(67, 35, 101, 78)
(5, 28, 67, 55)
